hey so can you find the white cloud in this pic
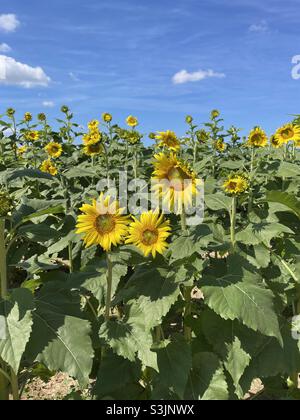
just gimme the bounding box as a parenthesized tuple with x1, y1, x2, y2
(249, 20, 269, 33)
(0, 55, 51, 88)
(172, 69, 225, 85)
(69, 72, 80, 82)
(0, 14, 20, 33)
(42, 101, 54, 107)
(0, 43, 11, 53)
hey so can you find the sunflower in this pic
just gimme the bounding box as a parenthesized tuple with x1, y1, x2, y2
(83, 142, 103, 156)
(17, 146, 27, 156)
(24, 112, 32, 122)
(155, 131, 181, 152)
(102, 113, 112, 123)
(76, 193, 130, 251)
(295, 138, 300, 148)
(82, 131, 102, 145)
(45, 142, 63, 158)
(223, 175, 248, 195)
(270, 135, 283, 149)
(25, 131, 40, 142)
(88, 120, 100, 131)
(247, 127, 268, 148)
(152, 152, 198, 213)
(275, 123, 300, 145)
(126, 115, 138, 127)
(215, 139, 226, 152)
(126, 210, 171, 258)
(40, 159, 58, 176)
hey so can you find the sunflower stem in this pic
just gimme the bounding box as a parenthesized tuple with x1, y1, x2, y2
(180, 206, 187, 234)
(68, 241, 74, 273)
(0, 220, 9, 401)
(10, 369, 19, 400)
(193, 142, 198, 168)
(183, 286, 192, 342)
(230, 196, 237, 252)
(247, 147, 255, 215)
(105, 253, 113, 321)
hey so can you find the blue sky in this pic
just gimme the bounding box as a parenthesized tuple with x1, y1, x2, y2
(1, 0, 300, 137)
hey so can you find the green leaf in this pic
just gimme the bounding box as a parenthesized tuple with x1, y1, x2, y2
(25, 287, 93, 386)
(18, 223, 59, 243)
(266, 191, 300, 219)
(201, 258, 282, 343)
(224, 337, 251, 398)
(236, 222, 293, 246)
(185, 353, 229, 400)
(277, 162, 300, 178)
(94, 351, 141, 399)
(155, 334, 192, 399)
(205, 193, 232, 212)
(0, 289, 34, 374)
(3, 168, 53, 182)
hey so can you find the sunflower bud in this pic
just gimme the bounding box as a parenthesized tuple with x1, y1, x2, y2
(24, 112, 32, 122)
(185, 115, 193, 124)
(0, 190, 13, 218)
(149, 132, 156, 140)
(211, 109, 220, 120)
(6, 108, 15, 118)
(102, 113, 112, 123)
(38, 113, 46, 122)
(61, 105, 69, 114)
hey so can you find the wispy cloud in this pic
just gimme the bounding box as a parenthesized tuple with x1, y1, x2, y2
(0, 55, 51, 88)
(249, 20, 269, 33)
(172, 69, 225, 85)
(69, 72, 80, 82)
(0, 43, 11, 53)
(0, 14, 20, 33)
(42, 100, 55, 107)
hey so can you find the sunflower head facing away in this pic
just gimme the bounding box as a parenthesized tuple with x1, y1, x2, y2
(275, 123, 300, 144)
(76, 193, 130, 251)
(126, 210, 171, 258)
(25, 130, 40, 142)
(152, 152, 199, 213)
(155, 131, 181, 152)
(126, 115, 138, 127)
(223, 175, 249, 195)
(40, 159, 58, 176)
(83, 142, 103, 156)
(247, 127, 268, 148)
(45, 142, 63, 158)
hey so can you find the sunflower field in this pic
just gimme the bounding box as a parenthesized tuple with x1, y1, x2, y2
(0, 107, 300, 401)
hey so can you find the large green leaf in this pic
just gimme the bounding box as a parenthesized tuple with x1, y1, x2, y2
(201, 258, 282, 342)
(155, 334, 192, 399)
(266, 191, 300, 219)
(236, 222, 293, 246)
(0, 289, 34, 374)
(25, 286, 93, 386)
(185, 352, 229, 400)
(205, 193, 232, 212)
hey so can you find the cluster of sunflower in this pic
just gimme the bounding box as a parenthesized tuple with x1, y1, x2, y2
(76, 194, 171, 258)
(77, 127, 200, 257)
(82, 119, 103, 157)
(247, 124, 300, 148)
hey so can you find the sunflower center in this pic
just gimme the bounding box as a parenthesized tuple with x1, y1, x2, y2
(167, 167, 190, 191)
(52, 146, 59, 152)
(89, 144, 101, 152)
(281, 128, 294, 140)
(228, 181, 237, 190)
(95, 214, 115, 233)
(251, 134, 263, 144)
(142, 229, 158, 246)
